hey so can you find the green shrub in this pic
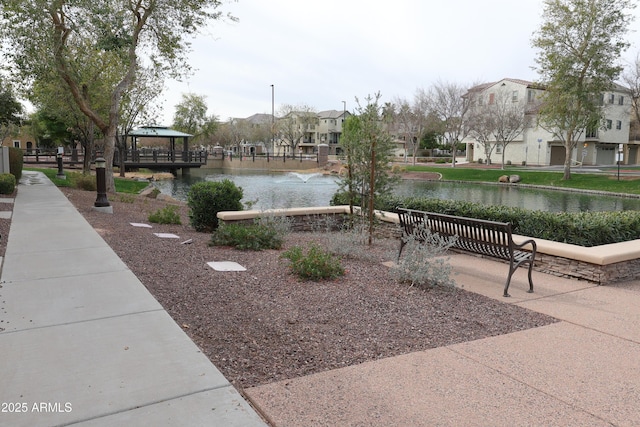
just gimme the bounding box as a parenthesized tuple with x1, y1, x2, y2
(281, 243, 344, 281)
(330, 191, 640, 247)
(0, 173, 16, 194)
(72, 173, 97, 191)
(148, 205, 182, 225)
(187, 180, 243, 232)
(210, 222, 284, 250)
(8, 147, 23, 181)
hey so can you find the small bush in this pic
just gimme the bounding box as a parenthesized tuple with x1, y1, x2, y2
(146, 187, 161, 198)
(116, 194, 136, 203)
(187, 180, 243, 232)
(282, 243, 344, 281)
(320, 221, 384, 262)
(391, 226, 457, 289)
(148, 205, 182, 225)
(0, 173, 16, 194)
(210, 222, 284, 250)
(8, 147, 23, 181)
(71, 173, 97, 191)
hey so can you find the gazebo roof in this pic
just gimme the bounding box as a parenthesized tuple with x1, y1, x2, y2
(130, 126, 192, 138)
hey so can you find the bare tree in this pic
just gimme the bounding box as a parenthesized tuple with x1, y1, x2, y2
(276, 104, 318, 155)
(466, 104, 497, 164)
(622, 52, 640, 141)
(426, 80, 471, 167)
(393, 89, 430, 164)
(491, 89, 528, 169)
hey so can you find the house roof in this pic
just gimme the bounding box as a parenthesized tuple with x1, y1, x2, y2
(318, 109, 347, 119)
(130, 126, 192, 138)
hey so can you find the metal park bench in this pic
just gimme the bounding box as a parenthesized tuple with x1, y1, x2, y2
(397, 208, 537, 297)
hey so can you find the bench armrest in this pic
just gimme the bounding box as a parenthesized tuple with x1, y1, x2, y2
(514, 238, 537, 254)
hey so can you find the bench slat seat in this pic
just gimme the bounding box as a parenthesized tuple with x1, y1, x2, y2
(397, 208, 537, 297)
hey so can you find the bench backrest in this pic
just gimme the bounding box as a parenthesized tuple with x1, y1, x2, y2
(397, 208, 515, 260)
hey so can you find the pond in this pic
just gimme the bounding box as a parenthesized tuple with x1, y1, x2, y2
(152, 169, 640, 212)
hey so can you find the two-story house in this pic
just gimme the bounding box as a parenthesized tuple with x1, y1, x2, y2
(315, 110, 350, 155)
(463, 78, 631, 166)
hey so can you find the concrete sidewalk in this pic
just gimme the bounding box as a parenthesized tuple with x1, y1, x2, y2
(0, 171, 266, 426)
(246, 252, 640, 426)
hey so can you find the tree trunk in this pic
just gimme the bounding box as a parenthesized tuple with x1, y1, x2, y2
(103, 133, 116, 193)
(563, 143, 573, 180)
(368, 138, 376, 246)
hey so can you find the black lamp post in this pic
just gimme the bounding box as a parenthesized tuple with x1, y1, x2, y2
(56, 147, 65, 179)
(94, 157, 111, 209)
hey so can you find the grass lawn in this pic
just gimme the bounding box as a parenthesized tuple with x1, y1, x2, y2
(25, 167, 150, 194)
(404, 165, 640, 195)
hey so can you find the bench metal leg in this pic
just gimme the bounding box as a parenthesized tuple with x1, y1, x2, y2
(503, 260, 535, 297)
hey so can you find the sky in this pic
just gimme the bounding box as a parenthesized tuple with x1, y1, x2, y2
(157, 0, 640, 125)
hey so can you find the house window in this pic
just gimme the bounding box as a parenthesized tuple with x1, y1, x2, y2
(609, 94, 615, 104)
(619, 96, 625, 105)
(512, 91, 518, 102)
(489, 93, 495, 105)
(527, 90, 535, 103)
(13, 141, 20, 148)
(616, 120, 622, 130)
(606, 119, 613, 129)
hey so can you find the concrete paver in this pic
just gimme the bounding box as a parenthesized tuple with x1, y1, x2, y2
(0, 171, 266, 426)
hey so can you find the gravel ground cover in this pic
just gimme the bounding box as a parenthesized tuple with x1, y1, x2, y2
(60, 187, 557, 389)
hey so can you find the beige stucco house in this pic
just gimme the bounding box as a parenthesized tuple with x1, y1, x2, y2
(463, 78, 632, 166)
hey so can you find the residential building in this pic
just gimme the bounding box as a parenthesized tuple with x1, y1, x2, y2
(315, 110, 350, 155)
(229, 109, 351, 156)
(463, 78, 632, 166)
(1, 128, 36, 152)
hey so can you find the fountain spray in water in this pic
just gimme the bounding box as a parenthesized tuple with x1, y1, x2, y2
(289, 172, 321, 183)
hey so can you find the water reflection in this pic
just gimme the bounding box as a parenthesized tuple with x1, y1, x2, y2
(153, 169, 640, 212)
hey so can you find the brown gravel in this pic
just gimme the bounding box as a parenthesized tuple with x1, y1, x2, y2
(58, 187, 557, 390)
(0, 192, 16, 258)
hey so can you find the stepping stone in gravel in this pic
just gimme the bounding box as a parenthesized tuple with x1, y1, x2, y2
(130, 222, 153, 228)
(153, 233, 180, 238)
(207, 261, 247, 272)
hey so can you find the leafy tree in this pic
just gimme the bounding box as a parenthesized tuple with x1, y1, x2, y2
(532, 0, 634, 180)
(0, 77, 24, 143)
(30, 68, 108, 172)
(1, 0, 232, 192)
(339, 92, 399, 244)
(172, 93, 218, 147)
(116, 67, 164, 176)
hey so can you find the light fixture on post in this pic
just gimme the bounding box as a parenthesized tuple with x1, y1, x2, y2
(56, 146, 65, 179)
(93, 156, 113, 213)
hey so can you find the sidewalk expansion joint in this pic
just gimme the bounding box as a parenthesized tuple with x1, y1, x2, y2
(59, 386, 235, 426)
(444, 343, 612, 425)
(0, 308, 165, 335)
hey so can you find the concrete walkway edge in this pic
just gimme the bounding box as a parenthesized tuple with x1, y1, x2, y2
(0, 171, 267, 426)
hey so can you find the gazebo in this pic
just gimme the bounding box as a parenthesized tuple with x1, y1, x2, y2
(116, 126, 206, 171)
(129, 125, 193, 152)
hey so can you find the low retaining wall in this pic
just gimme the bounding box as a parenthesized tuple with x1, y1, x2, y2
(217, 207, 640, 285)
